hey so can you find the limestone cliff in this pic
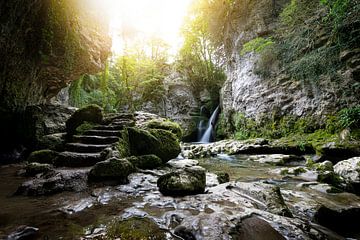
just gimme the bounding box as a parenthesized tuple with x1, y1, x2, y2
(219, 0, 359, 126)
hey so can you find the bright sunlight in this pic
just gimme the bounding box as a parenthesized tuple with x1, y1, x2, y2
(95, 0, 193, 56)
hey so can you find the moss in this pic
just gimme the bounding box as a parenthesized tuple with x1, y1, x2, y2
(75, 121, 95, 135)
(216, 171, 230, 184)
(117, 130, 130, 158)
(293, 167, 306, 176)
(66, 104, 103, 135)
(106, 217, 166, 239)
(27, 149, 59, 164)
(127, 155, 163, 170)
(149, 129, 181, 162)
(280, 169, 289, 175)
(146, 120, 183, 139)
(25, 162, 52, 176)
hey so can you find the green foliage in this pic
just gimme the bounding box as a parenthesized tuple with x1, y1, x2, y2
(338, 106, 360, 129)
(287, 46, 341, 83)
(320, 0, 350, 27)
(176, 0, 226, 105)
(68, 38, 169, 113)
(240, 37, 274, 55)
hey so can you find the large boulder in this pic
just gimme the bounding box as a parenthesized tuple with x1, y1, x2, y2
(334, 157, 360, 193)
(88, 157, 136, 184)
(127, 127, 181, 162)
(66, 104, 103, 135)
(22, 104, 76, 148)
(157, 166, 206, 196)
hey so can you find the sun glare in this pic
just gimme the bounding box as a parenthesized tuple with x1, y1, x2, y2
(98, 0, 193, 57)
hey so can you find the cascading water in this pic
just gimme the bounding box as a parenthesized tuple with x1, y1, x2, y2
(199, 106, 220, 143)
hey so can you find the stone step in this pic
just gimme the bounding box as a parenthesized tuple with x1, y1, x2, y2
(72, 135, 120, 145)
(83, 129, 122, 137)
(65, 143, 110, 153)
(93, 125, 124, 131)
(55, 152, 104, 167)
(110, 120, 135, 127)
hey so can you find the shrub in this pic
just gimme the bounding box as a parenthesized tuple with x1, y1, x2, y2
(241, 37, 274, 56)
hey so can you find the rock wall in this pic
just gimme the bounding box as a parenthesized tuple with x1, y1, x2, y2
(0, 0, 111, 149)
(0, 0, 111, 113)
(220, 0, 360, 122)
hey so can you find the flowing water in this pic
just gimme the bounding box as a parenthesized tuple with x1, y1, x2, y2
(199, 106, 220, 143)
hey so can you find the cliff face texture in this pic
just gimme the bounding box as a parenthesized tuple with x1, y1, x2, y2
(0, 0, 111, 149)
(220, 0, 360, 122)
(0, 0, 111, 113)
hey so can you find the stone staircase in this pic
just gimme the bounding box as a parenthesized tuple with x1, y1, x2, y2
(55, 114, 135, 168)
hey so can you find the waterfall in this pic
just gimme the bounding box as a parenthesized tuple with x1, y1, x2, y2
(199, 106, 220, 143)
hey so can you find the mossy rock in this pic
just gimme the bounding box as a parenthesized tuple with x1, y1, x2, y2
(106, 217, 166, 239)
(27, 149, 59, 164)
(157, 166, 206, 196)
(75, 121, 96, 135)
(216, 171, 230, 184)
(127, 155, 163, 170)
(38, 133, 66, 151)
(66, 104, 103, 135)
(25, 162, 53, 176)
(127, 127, 181, 162)
(149, 129, 181, 162)
(146, 120, 183, 139)
(88, 157, 135, 184)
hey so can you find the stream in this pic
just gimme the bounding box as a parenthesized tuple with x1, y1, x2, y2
(1, 151, 360, 239)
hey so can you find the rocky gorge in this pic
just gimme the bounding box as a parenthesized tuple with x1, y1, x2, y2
(0, 0, 360, 239)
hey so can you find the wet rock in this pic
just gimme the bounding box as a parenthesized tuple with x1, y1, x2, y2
(26, 149, 59, 165)
(24, 162, 53, 176)
(16, 169, 89, 196)
(157, 166, 206, 196)
(314, 205, 360, 237)
(127, 155, 163, 170)
(66, 105, 103, 135)
(320, 142, 360, 163)
(230, 216, 286, 240)
(334, 157, 360, 193)
(174, 225, 196, 240)
(248, 154, 305, 166)
(231, 182, 293, 217)
(88, 157, 135, 184)
(5, 225, 39, 240)
(167, 159, 199, 169)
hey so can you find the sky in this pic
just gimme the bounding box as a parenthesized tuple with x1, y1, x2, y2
(100, 0, 193, 56)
